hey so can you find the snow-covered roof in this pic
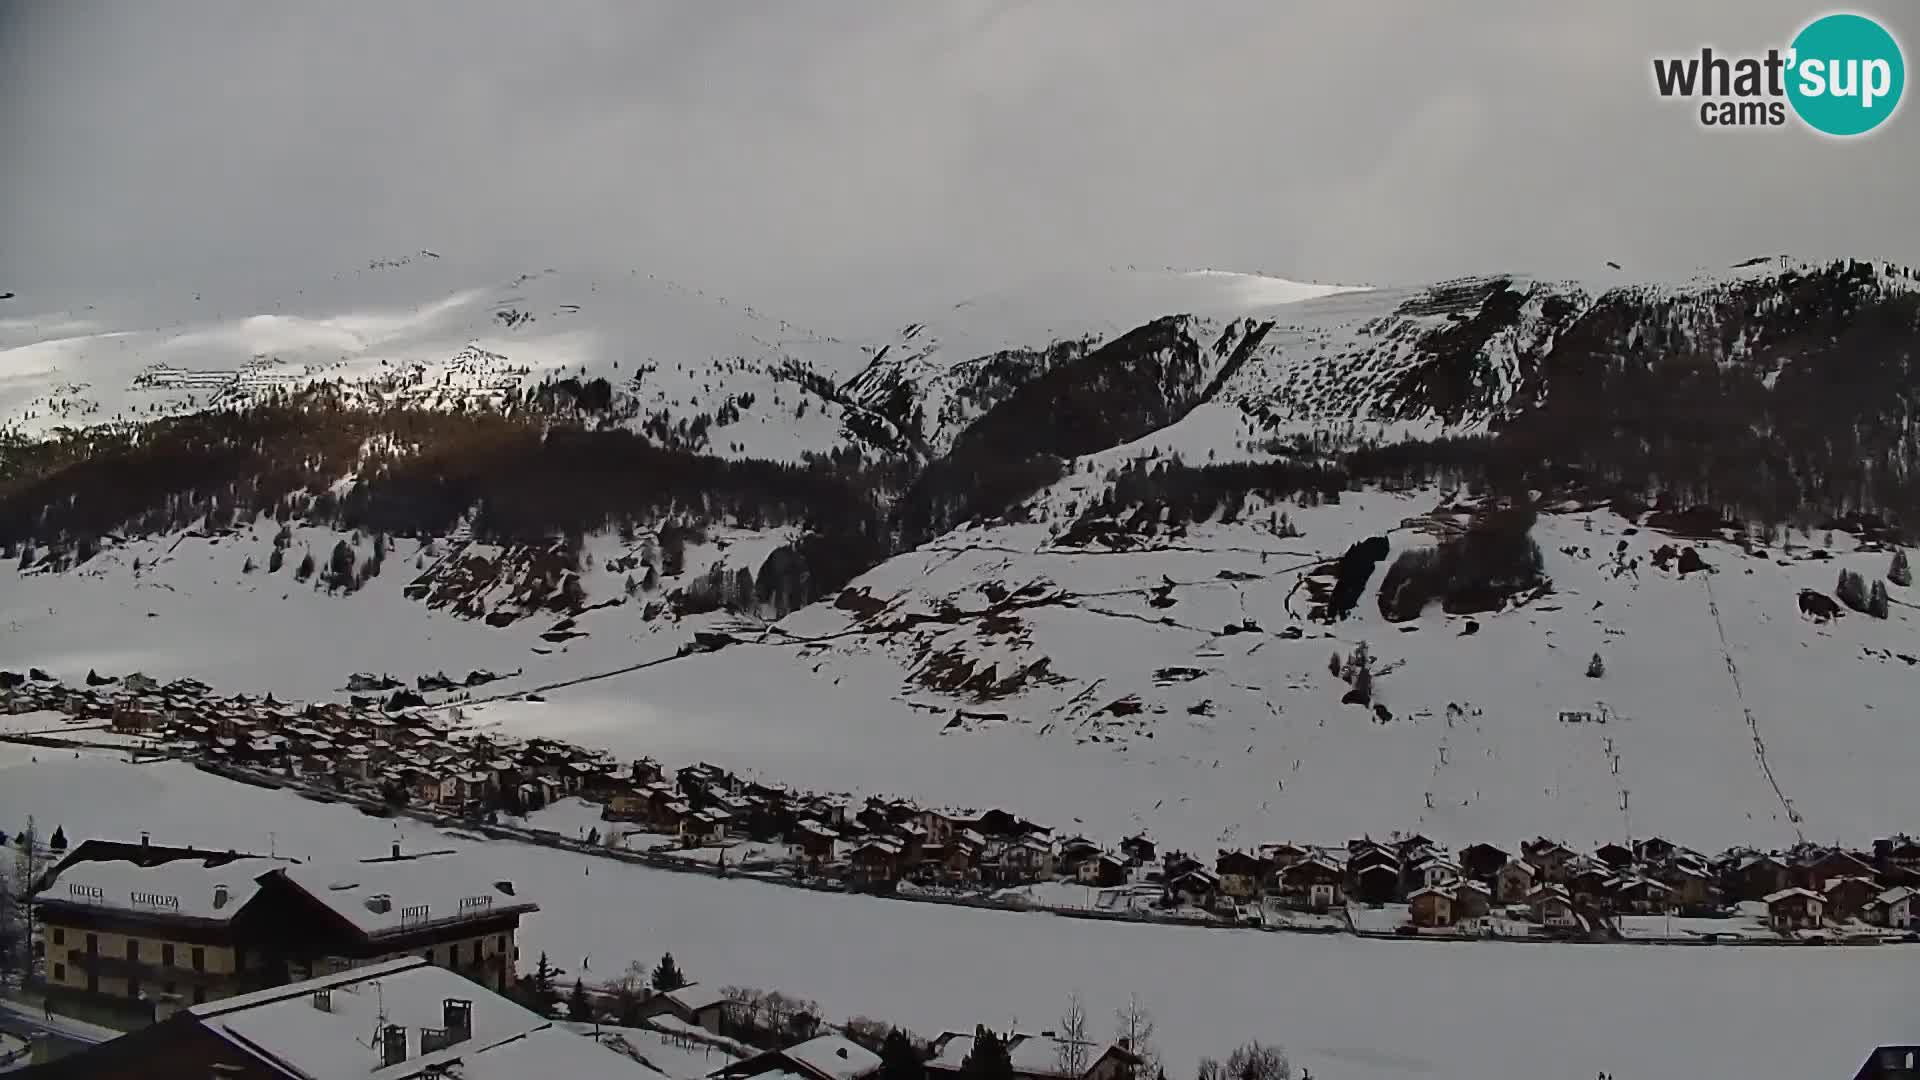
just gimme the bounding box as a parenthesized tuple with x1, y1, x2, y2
(663, 983, 729, 1014)
(778, 1034, 881, 1080)
(1763, 887, 1824, 905)
(1878, 886, 1916, 905)
(188, 957, 646, 1079)
(275, 854, 536, 939)
(37, 846, 282, 923)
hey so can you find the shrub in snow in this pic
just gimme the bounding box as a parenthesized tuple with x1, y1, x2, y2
(1676, 546, 1707, 575)
(1891, 550, 1913, 587)
(268, 548, 284, 574)
(1868, 578, 1890, 619)
(1837, 569, 1870, 612)
(1587, 652, 1605, 678)
(295, 552, 315, 581)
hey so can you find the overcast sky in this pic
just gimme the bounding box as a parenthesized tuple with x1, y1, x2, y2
(2, 0, 1915, 328)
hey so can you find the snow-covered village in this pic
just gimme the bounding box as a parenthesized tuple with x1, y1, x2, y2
(7, 667, 1920, 947)
(7, 4, 1920, 1079)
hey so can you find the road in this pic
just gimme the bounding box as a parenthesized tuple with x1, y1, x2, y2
(0, 997, 115, 1065)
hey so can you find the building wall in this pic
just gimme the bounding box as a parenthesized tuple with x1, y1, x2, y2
(40, 917, 521, 1002)
(314, 927, 520, 992)
(40, 920, 241, 1003)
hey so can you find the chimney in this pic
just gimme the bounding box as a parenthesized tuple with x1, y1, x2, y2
(213, 884, 230, 910)
(365, 893, 392, 914)
(392, 842, 401, 860)
(140, 831, 150, 847)
(311, 989, 331, 1013)
(379, 1024, 408, 1068)
(443, 999, 472, 1040)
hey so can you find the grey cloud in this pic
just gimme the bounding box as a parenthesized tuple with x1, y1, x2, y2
(1, 0, 1915, 330)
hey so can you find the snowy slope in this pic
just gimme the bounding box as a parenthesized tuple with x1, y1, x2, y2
(839, 269, 1367, 455)
(457, 483, 1920, 856)
(0, 255, 863, 460)
(0, 515, 771, 698)
(0, 750, 1910, 1080)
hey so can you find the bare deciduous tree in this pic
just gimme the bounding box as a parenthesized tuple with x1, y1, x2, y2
(1225, 1042, 1290, 1080)
(1114, 994, 1158, 1080)
(1056, 991, 1090, 1078)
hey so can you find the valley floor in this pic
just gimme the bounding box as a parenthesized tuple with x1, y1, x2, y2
(0, 748, 1910, 1080)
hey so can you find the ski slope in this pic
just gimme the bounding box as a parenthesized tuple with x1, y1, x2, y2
(0, 749, 1909, 1080)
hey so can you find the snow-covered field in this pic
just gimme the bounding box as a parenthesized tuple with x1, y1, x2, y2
(7, 478, 1918, 858)
(451, 490, 1920, 855)
(0, 751, 1906, 1080)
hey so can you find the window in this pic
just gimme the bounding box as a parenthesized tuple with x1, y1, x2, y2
(52, 963, 65, 982)
(162, 943, 175, 968)
(86, 933, 98, 954)
(51, 928, 64, 946)
(127, 977, 141, 1000)
(126, 938, 140, 961)
(470, 940, 481, 964)
(191, 947, 205, 972)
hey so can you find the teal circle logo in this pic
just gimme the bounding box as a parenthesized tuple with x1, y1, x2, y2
(1786, 13, 1905, 136)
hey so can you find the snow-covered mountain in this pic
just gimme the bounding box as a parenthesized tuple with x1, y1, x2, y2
(5, 253, 1920, 854)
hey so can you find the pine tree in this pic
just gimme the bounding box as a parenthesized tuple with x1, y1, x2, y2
(1838, 568, 1870, 612)
(615, 983, 642, 1026)
(568, 978, 591, 1021)
(880, 1028, 925, 1080)
(268, 548, 284, 574)
(296, 552, 315, 581)
(531, 952, 560, 1012)
(1868, 578, 1891, 619)
(650, 952, 687, 992)
(329, 539, 356, 590)
(1586, 652, 1605, 678)
(959, 1027, 1014, 1080)
(242, 555, 256, 574)
(1891, 550, 1913, 588)
(49, 825, 66, 851)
